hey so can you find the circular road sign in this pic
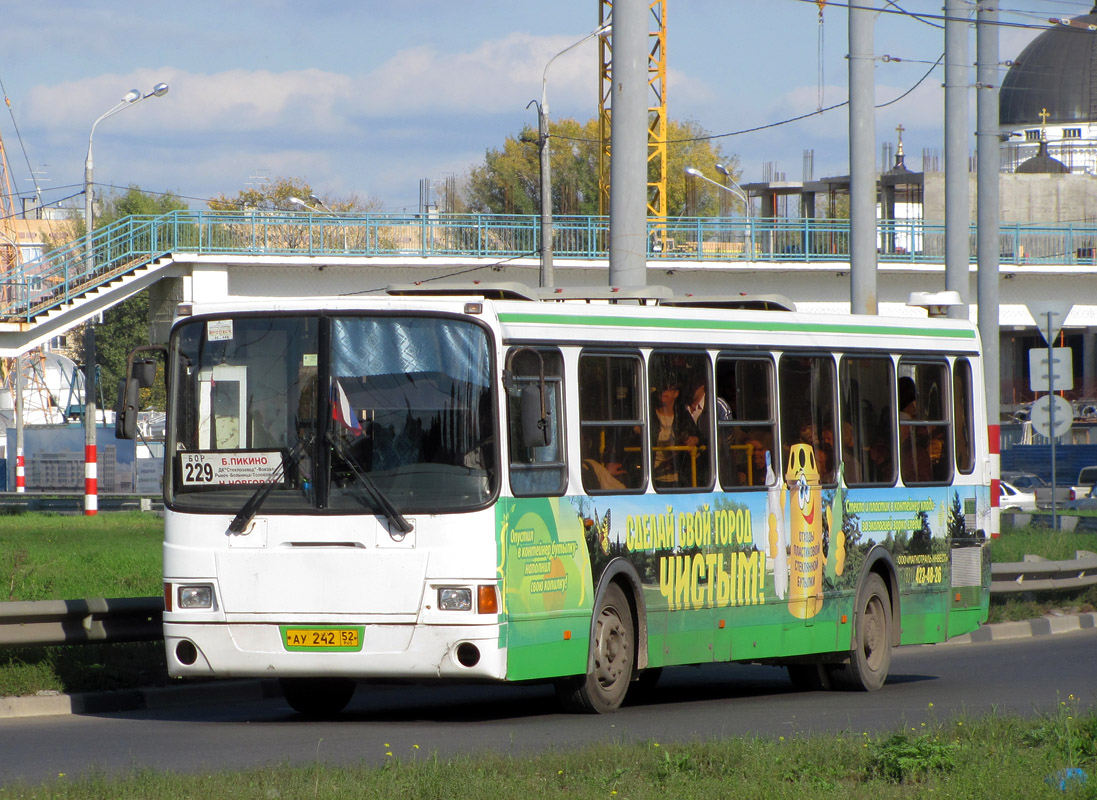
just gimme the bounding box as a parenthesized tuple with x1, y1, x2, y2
(1030, 394, 1073, 439)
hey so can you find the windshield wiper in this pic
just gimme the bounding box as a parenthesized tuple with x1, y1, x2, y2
(228, 445, 304, 534)
(326, 432, 413, 534)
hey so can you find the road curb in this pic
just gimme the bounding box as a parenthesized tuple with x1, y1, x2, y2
(945, 611, 1097, 644)
(3, 614, 1095, 719)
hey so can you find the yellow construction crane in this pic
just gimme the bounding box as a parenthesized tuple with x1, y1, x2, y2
(0, 125, 18, 276)
(598, 0, 667, 222)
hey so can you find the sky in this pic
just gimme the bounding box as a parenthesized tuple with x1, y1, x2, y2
(0, 0, 1090, 215)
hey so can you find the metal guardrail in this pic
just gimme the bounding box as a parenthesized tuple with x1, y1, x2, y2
(7, 209, 1097, 322)
(990, 551, 1097, 594)
(0, 554, 1094, 647)
(0, 597, 162, 647)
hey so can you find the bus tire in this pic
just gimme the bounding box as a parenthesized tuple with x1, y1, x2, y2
(838, 572, 892, 691)
(555, 583, 635, 713)
(279, 677, 356, 717)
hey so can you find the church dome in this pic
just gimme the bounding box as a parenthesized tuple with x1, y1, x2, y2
(1000, 6, 1097, 127)
(1015, 141, 1070, 173)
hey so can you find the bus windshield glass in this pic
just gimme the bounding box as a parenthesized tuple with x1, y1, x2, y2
(167, 313, 497, 514)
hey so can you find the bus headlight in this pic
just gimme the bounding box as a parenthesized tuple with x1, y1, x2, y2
(178, 584, 214, 609)
(438, 587, 472, 611)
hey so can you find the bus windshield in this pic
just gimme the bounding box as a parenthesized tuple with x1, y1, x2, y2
(167, 313, 497, 515)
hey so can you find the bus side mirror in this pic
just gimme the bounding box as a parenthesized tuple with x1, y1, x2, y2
(116, 378, 139, 439)
(520, 386, 550, 448)
(133, 359, 156, 388)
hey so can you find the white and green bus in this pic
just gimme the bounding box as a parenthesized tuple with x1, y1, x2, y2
(118, 284, 992, 716)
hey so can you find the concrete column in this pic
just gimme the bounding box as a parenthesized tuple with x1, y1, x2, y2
(945, 0, 971, 320)
(848, 3, 877, 314)
(1083, 330, 1097, 399)
(607, 0, 648, 287)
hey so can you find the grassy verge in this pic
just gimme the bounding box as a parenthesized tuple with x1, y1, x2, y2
(0, 512, 165, 696)
(1, 705, 1094, 799)
(986, 526, 1097, 623)
(0, 512, 162, 601)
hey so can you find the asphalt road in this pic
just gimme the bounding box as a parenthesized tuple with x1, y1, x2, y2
(1, 628, 1095, 786)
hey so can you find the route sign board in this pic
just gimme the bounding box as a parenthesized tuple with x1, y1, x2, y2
(1029, 347, 1074, 392)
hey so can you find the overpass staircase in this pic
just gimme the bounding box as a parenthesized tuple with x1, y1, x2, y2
(0, 208, 1093, 356)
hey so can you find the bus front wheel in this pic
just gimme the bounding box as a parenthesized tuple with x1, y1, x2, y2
(839, 572, 892, 691)
(280, 677, 356, 717)
(556, 583, 635, 713)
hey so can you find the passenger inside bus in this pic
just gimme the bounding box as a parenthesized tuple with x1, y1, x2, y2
(898, 376, 932, 482)
(650, 375, 701, 488)
(581, 429, 637, 491)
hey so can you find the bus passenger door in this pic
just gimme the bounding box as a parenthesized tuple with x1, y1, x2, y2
(198, 365, 247, 450)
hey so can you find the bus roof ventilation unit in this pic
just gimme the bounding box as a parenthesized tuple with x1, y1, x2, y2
(536, 285, 673, 305)
(385, 282, 539, 301)
(661, 293, 797, 312)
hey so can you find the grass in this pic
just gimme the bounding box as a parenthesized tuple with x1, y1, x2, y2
(0, 512, 165, 696)
(0, 512, 162, 601)
(986, 526, 1097, 623)
(0, 705, 1094, 798)
(0, 514, 1094, 695)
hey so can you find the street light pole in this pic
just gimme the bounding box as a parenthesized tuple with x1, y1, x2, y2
(714, 163, 750, 217)
(684, 167, 748, 210)
(289, 195, 348, 249)
(84, 83, 169, 270)
(686, 166, 753, 261)
(535, 22, 611, 289)
(81, 82, 168, 516)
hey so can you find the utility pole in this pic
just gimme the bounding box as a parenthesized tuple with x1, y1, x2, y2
(608, 0, 648, 287)
(976, 1, 1001, 464)
(944, 0, 971, 319)
(848, 1, 877, 314)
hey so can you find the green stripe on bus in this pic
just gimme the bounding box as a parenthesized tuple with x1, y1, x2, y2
(497, 312, 977, 339)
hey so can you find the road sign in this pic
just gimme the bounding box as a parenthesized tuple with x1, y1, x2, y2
(1029, 347, 1074, 392)
(1026, 303, 1073, 345)
(1030, 393, 1073, 439)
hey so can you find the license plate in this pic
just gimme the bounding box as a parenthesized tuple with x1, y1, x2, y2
(282, 627, 363, 651)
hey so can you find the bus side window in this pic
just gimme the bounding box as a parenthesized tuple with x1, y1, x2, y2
(579, 352, 645, 493)
(898, 361, 953, 485)
(506, 347, 567, 497)
(779, 354, 838, 485)
(648, 350, 713, 491)
(953, 358, 975, 474)
(716, 356, 776, 489)
(839, 356, 896, 485)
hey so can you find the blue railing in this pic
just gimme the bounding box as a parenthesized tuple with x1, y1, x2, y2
(5, 210, 1097, 321)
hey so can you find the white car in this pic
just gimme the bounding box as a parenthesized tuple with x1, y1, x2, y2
(999, 480, 1037, 512)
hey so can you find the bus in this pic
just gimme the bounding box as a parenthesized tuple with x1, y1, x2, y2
(117, 283, 992, 716)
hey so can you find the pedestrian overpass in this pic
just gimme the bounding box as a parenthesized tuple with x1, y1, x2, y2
(2, 209, 1095, 357)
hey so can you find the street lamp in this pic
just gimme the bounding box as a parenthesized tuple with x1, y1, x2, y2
(289, 195, 348, 249)
(84, 83, 169, 267)
(533, 21, 612, 288)
(81, 82, 168, 517)
(685, 166, 748, 214)
(685, 166, 753, 260)
(715, 163, 751, 218)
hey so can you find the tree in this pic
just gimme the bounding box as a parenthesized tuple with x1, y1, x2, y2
(92, 187, 188, 410)
(461, 116, 740, 218)
(208, 176, 381, 213)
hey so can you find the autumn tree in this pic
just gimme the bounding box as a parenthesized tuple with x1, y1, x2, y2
(461, 116, 741, 218)
(208, 176, 381, 213)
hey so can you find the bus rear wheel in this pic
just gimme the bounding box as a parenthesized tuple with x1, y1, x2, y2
(556, 583, 635, 713)
(280, 677, 356, 717)
(837, 572, 892, 691)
